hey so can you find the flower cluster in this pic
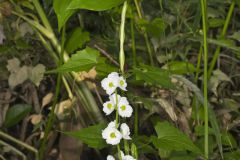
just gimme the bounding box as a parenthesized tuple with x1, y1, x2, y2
(101, 72, 135, 160)
(107, 151, 135, 160)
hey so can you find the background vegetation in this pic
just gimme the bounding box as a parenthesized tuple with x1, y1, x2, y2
(0, 0, 240, 159)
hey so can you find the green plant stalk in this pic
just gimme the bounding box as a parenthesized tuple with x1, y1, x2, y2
(200, 0, 209, 159)
(207, 1, 235, 79)
(124, 139, 129, 154)
(134, 105, 138, 135)
(0, 131, 38, 160)
(0, 140, 27, 160)
(130, 6, 139, 136)
(32, 0, 53, 32)
(119, 1, 128, 73)
(118, 144, 123, 160)
(130, 6, 137, 67)
(39, 26, 65, 160)
(133, 0, 154, 66)
(195, 47, 203, 82)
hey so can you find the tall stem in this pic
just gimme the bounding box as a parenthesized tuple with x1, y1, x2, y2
(207, 1, 235, 79)
(200, 0, 209, 159)
(133, 0, 154, 66)
(39, 26, 65, 160)
(130, 6, 137, 67)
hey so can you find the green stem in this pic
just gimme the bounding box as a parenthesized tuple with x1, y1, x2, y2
(39, 26, 65, 160)
(200, 0, 209, 159)
(134, 105, 138, 136)
(118, 144, 123, 160)
(130, 6, 137, 67)
(32, 0, 54, 32)
(207, 1, 235, 79)
(195, 47, 203, 82)
(133, 0, 154, 66)
(124, 139, 129, 154)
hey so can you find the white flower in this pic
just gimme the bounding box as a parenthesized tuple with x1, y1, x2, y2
(107, 120, 116, 128)
(107, 155, 115, 160)
(118, 97, 133, 118)
(118, 76, 127, 91)
(101, 72, 120, 95)
(103, 100, 115, 115)
(109, 93, 121, 105)
(121, 151, 135, 160)
(120, 123, 131, 140)
(102, 121, 122, 145)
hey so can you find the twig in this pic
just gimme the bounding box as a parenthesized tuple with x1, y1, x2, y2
(0, 131, 38, 160)
(0, 140, 27, 160)
(94, 44, 120, 67)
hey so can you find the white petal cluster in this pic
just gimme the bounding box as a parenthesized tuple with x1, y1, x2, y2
(102, 121, 122, 145)
(101, 72, 127, 95)
(120, 123, 131, 140)
(121, 151, 136, 160)
(118, 97, 133, 118)
(107, 155, 115, 160)
(107, 151, 136, 160)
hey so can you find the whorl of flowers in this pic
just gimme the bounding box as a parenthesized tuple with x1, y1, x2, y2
(101, 72, 135, 160)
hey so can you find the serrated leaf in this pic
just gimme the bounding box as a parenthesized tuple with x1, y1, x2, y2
(151, 121, 202, 154)
(65, 28, 90, 53)
(53, 0, 76, 31)
(62, 123, 108, 149)
(4, 104, 32, 127)
(132, 64, 174, 89)
(56, 47, 100, 72)
(68, 0, 124, 11)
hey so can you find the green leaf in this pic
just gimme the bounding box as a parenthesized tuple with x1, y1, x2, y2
(132, 135, 156, 154)
(65, 28, 90, 53)
(221, 131, 237, 148)
(62, 123, 108, 149)
(53, 0, 76, 31)
(56, 47, 100, 72)
(163, 61, 196, 74)
(4, 104, 32, 127)
(151, 121, 202, 154)
(224, 150, 240, 160)
(146, 18, 166, 38)
(132, 64, 174, 89)
(208, 18, 225, 28)
(68, 0, 124, 11)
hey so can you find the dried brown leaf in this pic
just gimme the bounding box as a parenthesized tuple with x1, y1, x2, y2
(30, 114, 42, 125)
(41, 92, 54, 108)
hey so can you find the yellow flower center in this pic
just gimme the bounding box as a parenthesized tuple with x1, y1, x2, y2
(121, 105, 126, 111)
(107, 103, 112, 109)
(110, 132, 116, 138)
(109, 82, 114, 88)
(120, 80, 124, 86)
